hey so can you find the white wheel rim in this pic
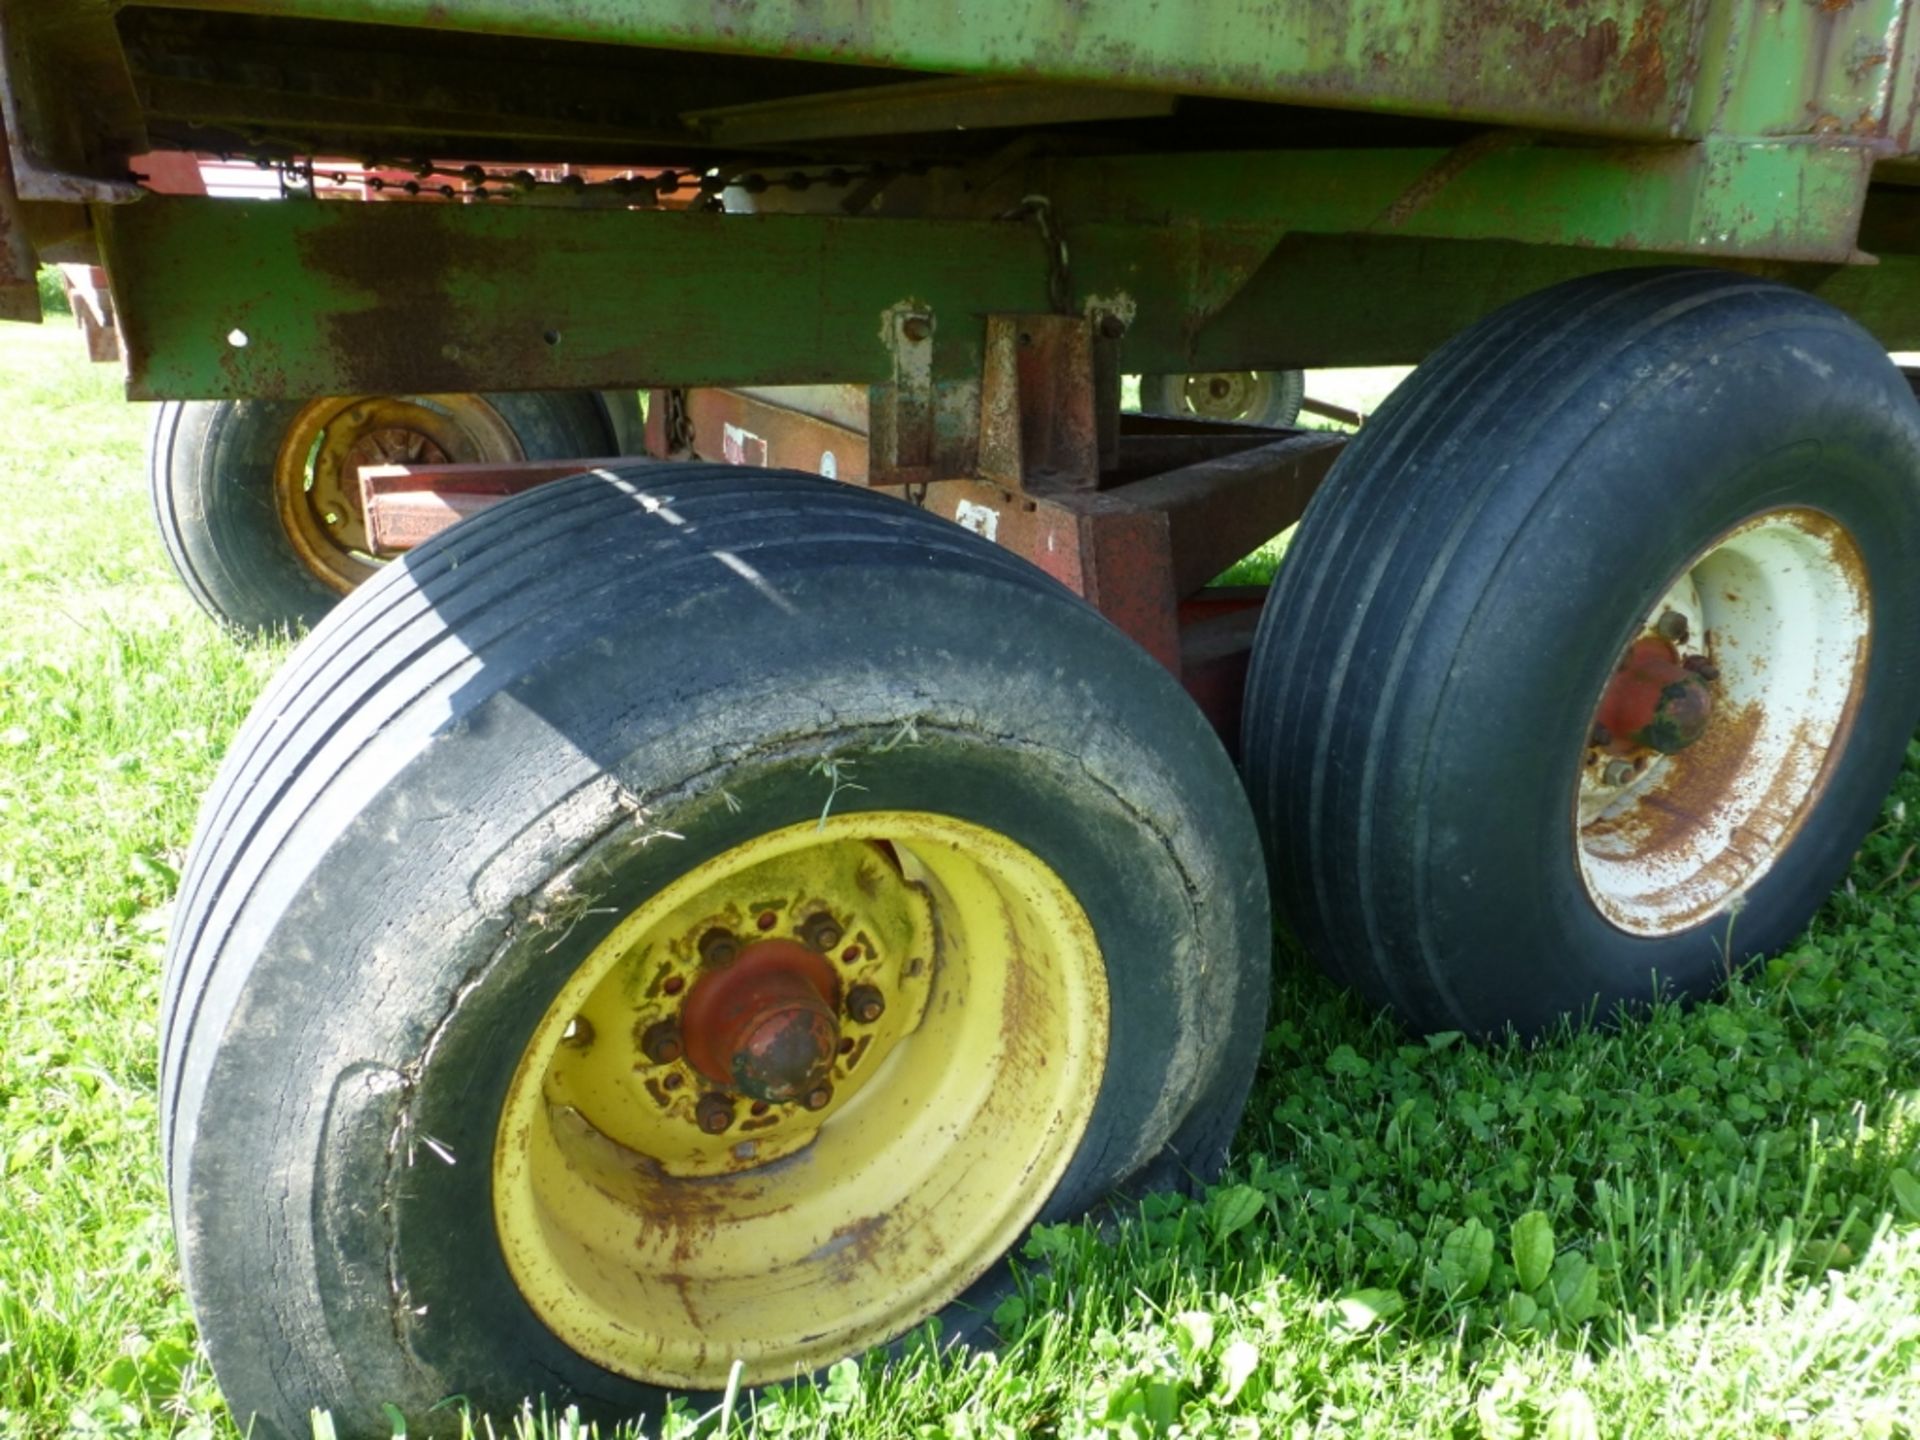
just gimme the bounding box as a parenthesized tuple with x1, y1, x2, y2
(1575, 508, 1871, 937)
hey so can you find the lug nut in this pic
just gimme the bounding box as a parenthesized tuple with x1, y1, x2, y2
(699, 928, 739, 965)
(1603, 759, 1636, 786)
(1098, 312, 1127, 340)
(1655, 609, 1690, 645)
(696, 1093, 735, 1134)
(799, 912, 844, 952)
(640, 1019, 683, 1066)
(802, 1082, 834, 1111)
(901, 315, 932, 343)
(846, 984, 886, 1024)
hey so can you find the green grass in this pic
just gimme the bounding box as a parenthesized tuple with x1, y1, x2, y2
(1, 324, 1917, 1439)
(35, 267, 72, 318)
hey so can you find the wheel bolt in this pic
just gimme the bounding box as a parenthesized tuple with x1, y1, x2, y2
(696, 1093, 735, 1134)
(640, 1019, 683, 1066)
(699, 928, 739, 965)
(846, 984, 886, 1024)
(799, 912, 844, 952)
(1603, 759, 1636, 786)
(802, 1082, 834, 1111)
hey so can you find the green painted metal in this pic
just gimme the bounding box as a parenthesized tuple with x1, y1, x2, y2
(20, 0, 1920, 411)
(98, 189, 1920, 411)
(1037, 141, 1873, 264)
(165, 0, 1712, 140)
(98, 120, 1886, 407)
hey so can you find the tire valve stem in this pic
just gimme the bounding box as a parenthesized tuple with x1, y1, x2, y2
(696, 1093, 736, 1134)
(846, 984, 886, 1024)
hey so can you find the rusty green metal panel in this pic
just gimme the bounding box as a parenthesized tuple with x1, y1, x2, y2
(1041, 140, 1871, 263)
(97, 181, 1920, 406)
(1690, 0, 1907, 142)
(167, 0, 1711, 141)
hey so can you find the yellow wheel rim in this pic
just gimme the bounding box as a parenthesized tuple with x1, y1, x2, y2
(493, 812, 1109, 1388)
(271, 394, 523, 593)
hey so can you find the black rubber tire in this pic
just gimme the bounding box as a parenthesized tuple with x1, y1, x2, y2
(1242, 268, 1920, 1037)
(147, 392, 616, 634)
(160, 464, 1269, 1438)
(1140, 369, 1307, 427)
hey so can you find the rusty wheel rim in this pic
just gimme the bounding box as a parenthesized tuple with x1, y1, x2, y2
(1178, 370, 1269, 422)
(492, 812, 1108, 1388)
(271, 394, 523, 593)
(1575, 508, 1871, 936)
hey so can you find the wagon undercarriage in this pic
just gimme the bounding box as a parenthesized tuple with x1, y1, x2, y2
(9, 4, 1920, 1436)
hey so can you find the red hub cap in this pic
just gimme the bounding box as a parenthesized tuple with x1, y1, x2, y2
(1594, 635, 1713, 755)
(681, 940, 841, 1103)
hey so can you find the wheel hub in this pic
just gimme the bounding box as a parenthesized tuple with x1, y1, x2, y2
(681, 938, 840, 1102)
(1593, 633, 1714, 754)
(1183, 369, 1259, 419)
(272, 394, 523, 594)
(492, 813, 1109, 1388)
(1575, 509, 1871, 935)
(339, 424, 450, 480)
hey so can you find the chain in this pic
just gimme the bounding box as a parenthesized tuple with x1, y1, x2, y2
(663, 388, 694, 455)
(209, 144, 908, 210)
(998, 195, 1072, 314)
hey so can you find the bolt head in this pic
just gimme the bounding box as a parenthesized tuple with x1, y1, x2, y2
(640, 1019, 684, 1066)
(902, 315, 932, 343)
(699, 927, 739, 965)
(1654, 609, 1690, 645)
(799, 913, 843, 952)
(802, 1083, 834, 1111)
(1603, 759, 1636, 786)
(696, 1094, 735, 1134)
(1097, 312, 1127, 340)
(846, 983, 886, 1024)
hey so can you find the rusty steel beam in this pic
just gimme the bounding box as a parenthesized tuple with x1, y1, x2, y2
(977, 314, 1102, 491)
(360, 457, 633, 553)
(1178, 590, 1267, 759)
(1121, 432, 1346, 597)
(348, 407, 1340, 685)
(681, 388, 868, 481)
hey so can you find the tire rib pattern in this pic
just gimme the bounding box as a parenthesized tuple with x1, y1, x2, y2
(1241, 269, 1873, 1029)
(159, 467, 1081, 1185)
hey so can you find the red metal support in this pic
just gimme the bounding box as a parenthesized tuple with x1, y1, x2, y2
(358, 377, 1345, 752)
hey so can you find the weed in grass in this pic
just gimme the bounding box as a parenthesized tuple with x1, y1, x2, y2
(2, 322, 1918, 1439)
